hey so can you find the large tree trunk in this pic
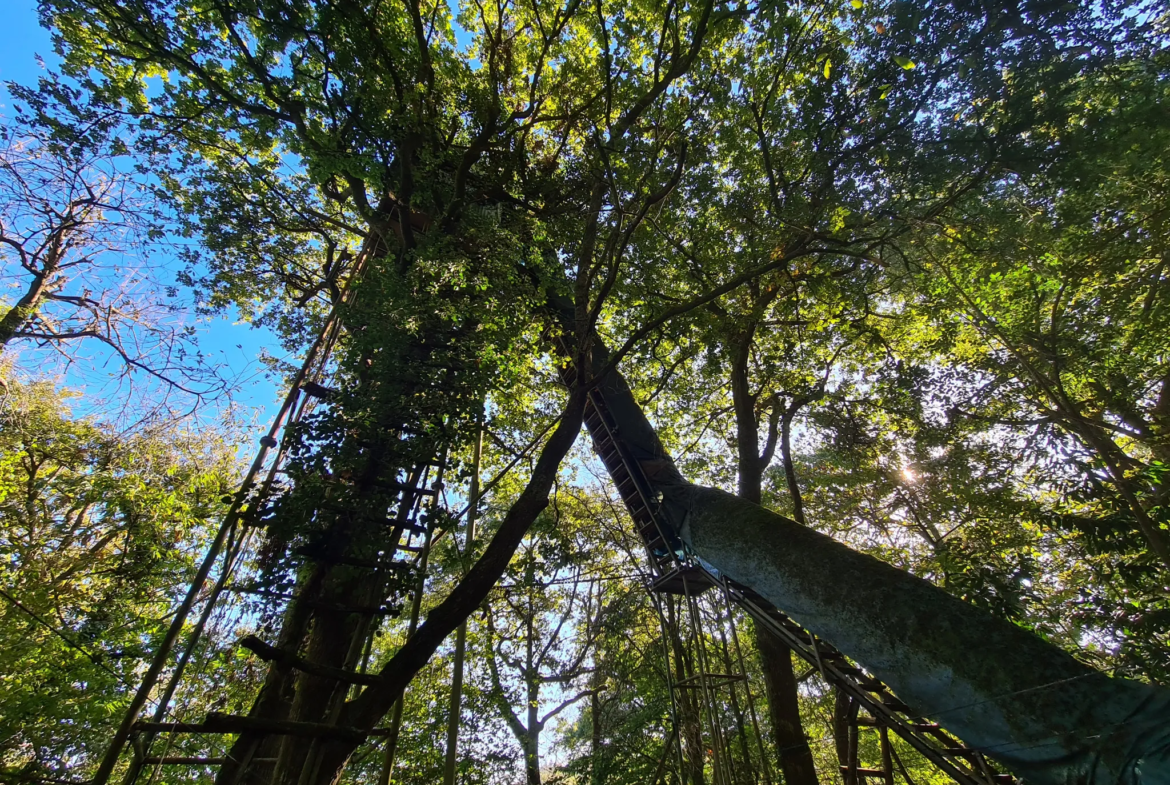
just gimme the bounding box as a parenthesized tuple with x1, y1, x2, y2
(674, 486, 1170, 785)
(217, 295, 587, 785)
(586, 350, 1170, 785)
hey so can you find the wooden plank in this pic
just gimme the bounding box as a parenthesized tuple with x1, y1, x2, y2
(134, 713, 382, 742)
(239, 635, 382, 686)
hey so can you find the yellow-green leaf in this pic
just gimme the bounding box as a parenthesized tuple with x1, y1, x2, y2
(894, 55, 916, 70)
(824, 59, 832, 78)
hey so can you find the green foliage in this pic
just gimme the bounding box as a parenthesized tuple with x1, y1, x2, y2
(5, 0, 1169, 781)
(0, 378, 236, 779)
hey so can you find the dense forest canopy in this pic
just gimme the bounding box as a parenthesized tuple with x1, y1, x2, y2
(1, 0, 1168, 783)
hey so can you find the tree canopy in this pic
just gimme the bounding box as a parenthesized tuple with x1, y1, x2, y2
(0, 0, 1167, 782)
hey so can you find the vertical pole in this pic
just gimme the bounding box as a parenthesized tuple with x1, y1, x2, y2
(378, 456, 444, 785)
(442, 412, 483, 785)
(845, 698, 860, 785)
(650, 591, 688, 785)
(712, 602, 755, 783)
(720, 579, 774, 785)
(683, 576, 728, 785)
(880, 726, 895, 785)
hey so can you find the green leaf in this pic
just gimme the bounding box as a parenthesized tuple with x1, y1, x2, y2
(851, 0, 863, 7)
(894, 55, 916, 70)
(878, 83, 892, 99)
(824, 59, 832, 78)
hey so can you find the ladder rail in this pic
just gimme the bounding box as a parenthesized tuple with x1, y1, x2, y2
(582, 392, 679, 576)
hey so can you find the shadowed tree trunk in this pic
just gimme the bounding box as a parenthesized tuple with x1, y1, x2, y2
(729, 330, 821, 785)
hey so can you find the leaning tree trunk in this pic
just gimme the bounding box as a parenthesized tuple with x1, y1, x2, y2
(0, 229, 64, 350)
(586, 346, 1170, 785)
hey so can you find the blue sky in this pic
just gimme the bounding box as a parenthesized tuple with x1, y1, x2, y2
(0, 1, 286, 427)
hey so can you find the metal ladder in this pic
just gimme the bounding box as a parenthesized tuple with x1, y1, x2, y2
(580, 386, 1013, 785)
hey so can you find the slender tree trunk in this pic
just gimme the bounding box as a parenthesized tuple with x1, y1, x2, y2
(443, 418, 482, 785)
(833, 690, 854, 780)
(590, 677, 603, 785)
(729, 339, 820, 785)
(0, 233, 64, 350)
(667, 599, 706, 785)
(779, 411, 804, 528)
(525, 559, 542, 785)
(755, 629, 818, 785)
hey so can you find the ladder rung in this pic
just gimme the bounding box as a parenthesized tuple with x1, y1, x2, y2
(307, 600, 401, 617)
(881, 699, 913, 713)
(942, 747, 980, 757)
